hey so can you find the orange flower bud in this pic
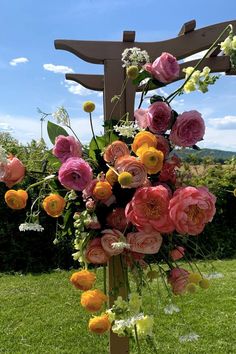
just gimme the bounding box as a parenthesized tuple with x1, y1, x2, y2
(81, 289, 107, 312)
(70, 270, 96, 291)
(93, 181, 112, 200)
(4, 189, 28, 210)
(42, 194, 66, 217)
(88, 314, 111, 334)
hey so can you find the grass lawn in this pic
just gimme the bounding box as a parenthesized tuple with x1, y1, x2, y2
(0, 259, 236, 354)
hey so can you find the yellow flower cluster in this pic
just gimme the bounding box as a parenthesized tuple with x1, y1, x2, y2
(186, 272, 210, 293)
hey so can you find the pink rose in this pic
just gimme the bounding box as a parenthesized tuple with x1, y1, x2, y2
(101, 229, 124, 256)
(115, 156, 147, 188)
(53, 135, 82, 162)
(106, 208, 127, 231)
(134, 108, 149, 129)
(169, 186, 216, 235)
(103, 141, 130, 164)
(85, 238, 109, 264)
(169, 110, 205, 147)
(170, 246, 185, 261)
(127, 230, 162, 254)
(147, 102, 172, 134)
(58, 157, 93, 191)
(125, 186, 175, 233)
(144, 52, 180, 83)
(168, 268, 189, 295)
(0, 156, 25, 188)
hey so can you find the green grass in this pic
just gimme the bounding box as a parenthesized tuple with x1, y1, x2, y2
(0, 260, 236, 354)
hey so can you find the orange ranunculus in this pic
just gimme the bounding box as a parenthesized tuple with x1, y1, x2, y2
(70, 270, 96, 291)
(88, 314, 111, 334)
(93, 181, 112, 200)
(132, 131, 157, 155)
(105, 168, 118, 186)
(139, 146, 164, 174)
(4, 189, 28, 210)
(81, 289, 107, 312)
(42, 194, 66, 217)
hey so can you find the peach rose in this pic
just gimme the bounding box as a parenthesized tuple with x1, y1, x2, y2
(115, 156, 147, 188)
(103, 141, 129, 163)
(101, 229, 124, 256)
(169, 186, 216, 235)
(85, 238, 109, 264)
(0, 156, 25, 188)
(127, 230, 162, 254)
(168, 268, 190, 295)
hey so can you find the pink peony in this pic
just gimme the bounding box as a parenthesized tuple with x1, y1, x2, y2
(134, 108, 149, 129)
(125, 186, 175, 233)
(147, 102, 172, 134)
(168, 268, 190, 295)
(53, 135, 82, 162)
(170, 246, 185, 261)
(106, 208, 127, 231)
(169, 186, 216, 235)
(169, 110, 205, 147)
(127, 230, 162, 254)
(101, 229, 124, 256)
(58, 157, 93, 191)
(115, 156, 147, 188)
(144, 52, 180, 83)
(85, 238, 109, 264)
(0, 156, 25, 188)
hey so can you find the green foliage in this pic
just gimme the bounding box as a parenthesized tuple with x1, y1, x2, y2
(47, 121, 68, 144)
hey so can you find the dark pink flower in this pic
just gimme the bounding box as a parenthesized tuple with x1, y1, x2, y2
(53, 135, 82, 162)
(106, 208, 127, 231)
(58, 157, 93, 191)
(144, 52, 180, 83)
(169, 110, 205, 147)
(147, 102, 172, 134)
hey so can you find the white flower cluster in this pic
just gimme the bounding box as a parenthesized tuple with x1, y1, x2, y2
(164, 303, 180, 315)
(112, 313, 154, 338)
(19, 223, 44, 232)
(0, 146, 8, 164)
(205, 272, 224, 279)
(113, 121, 143, 138)
(179, 332, 200, 343)
(121, 47, 150, 68)
(52, 106, 70, 126)
(111, 241, 130, 250)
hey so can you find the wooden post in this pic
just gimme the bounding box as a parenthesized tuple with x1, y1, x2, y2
(54, 20, 236, 354)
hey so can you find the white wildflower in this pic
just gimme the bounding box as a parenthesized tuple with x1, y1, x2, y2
(113, 121, 142, 138)
(179, 332, 200, 343)
(111, 242, 130, 250)
(19, 223, 44, 232)
(205, 272, 224, 279)
(121, 47, 150, 68)
(164, 303, 180, 315)
(52, 106, 70, 126)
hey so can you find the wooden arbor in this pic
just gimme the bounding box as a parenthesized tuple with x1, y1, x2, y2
(54, 20, 236, 354)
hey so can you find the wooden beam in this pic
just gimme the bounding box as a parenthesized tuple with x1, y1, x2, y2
(178, 19, 196, 36)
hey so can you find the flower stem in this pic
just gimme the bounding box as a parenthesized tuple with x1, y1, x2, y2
(25, 175, 56, 192)
(166, 24, 232, 103)
(134, 324, 141, 354)
(89, 112, 100, 151)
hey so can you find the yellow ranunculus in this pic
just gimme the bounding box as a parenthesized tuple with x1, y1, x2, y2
(132, 131, 157, 155)
(139, 146, 164, 174)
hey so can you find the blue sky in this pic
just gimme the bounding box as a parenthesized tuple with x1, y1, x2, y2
(1, 0, 236, 151)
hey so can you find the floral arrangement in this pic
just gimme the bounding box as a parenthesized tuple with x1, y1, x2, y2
(1, 24, 236, 352)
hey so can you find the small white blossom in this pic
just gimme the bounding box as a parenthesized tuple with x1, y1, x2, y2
(111, 242, 131, 250)
(164, 304, 180, 315)
(113, 121, 143, 138)
(52, 106, 70, 126)
(19, 223, 44, 232)
(44, 174, 56, 181)
(0, 146, 8, 164)
(205, 272, 224, 279)
(179, 332, 200, 343)
(121, 47, 150, 68)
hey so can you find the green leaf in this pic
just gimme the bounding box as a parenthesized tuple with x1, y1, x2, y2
(132, 70, 151, 86)
(47, 121, 69, 144)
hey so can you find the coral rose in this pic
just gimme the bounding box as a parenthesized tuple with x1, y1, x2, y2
(125, 186, 175, 233)
(170, 246, 185, 261)
(53, 135, 82, 162)
(58, 157, 93, 191)
(85, 238, 109, 264)
(88, 314, 111, 334)
(115, 156, 147, 188)
(42, 194, 66, 217)
(132, 131, 157, 154)
(106, 208, 127, 231)
(81, 289, 107, 312)
(127, 230, 163, 254)
(168, 268, 190, 295)
(169, 186, 216, 235)
(147, 101, 172, 134)
(0, 156, 25, 188)
(103, 141, 129, 163)
(70, 270, 96, 291)
(4, 189, 28, 210)
(144, 52, 180, 83)
(101, 229, 124, 256)
(93, 181, 113, 200)
(169, 110, 205, 147)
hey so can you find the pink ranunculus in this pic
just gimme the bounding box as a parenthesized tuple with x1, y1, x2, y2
(169, 110, 205, 147)
(159, 155, 181, 185)
(103, 141, 130, 164)
(144, 52, 180, 83)
(53, 135, 82, 163)
(0, 157, 25, 188)
(134, 108, 149, 129)
(125, 186, 175, 233)
(169, 186, 216, 236)
(106, 208, 127, 232)
(170, 246, 185, 261)
(115, 156, 147, 188)
(101, 229, 124, 256)
(127, 230, 163, 254)
(168, 268, 190, 295)
(147, 102, 172, 134)
(156, 135, 170, 158)
(85, 238, 109, 264)
(82, 179, 98, 200)
(58, 157, 93, 191)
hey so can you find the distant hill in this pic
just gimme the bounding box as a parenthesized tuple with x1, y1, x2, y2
(172, 148, 236, 162)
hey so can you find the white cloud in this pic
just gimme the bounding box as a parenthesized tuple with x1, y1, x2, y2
(199, 126, 236, 151)
(183, 50, 207, 63)
(43, 64, 74, 74)
(0, 122, 13, 133)
(65, 80, 92, 96)
(208, 115, 236, 130)
(9, 57, 29, 66)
